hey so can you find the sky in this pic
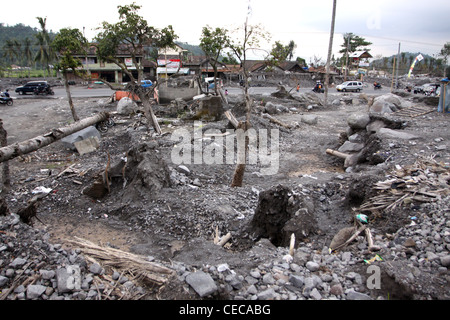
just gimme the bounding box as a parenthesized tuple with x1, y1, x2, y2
(1, 0, 449, 63)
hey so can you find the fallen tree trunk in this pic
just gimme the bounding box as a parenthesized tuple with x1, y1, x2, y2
(224, 110, 239, 129)
(0, 112, 109, 163)
(326, 148, 361, 168)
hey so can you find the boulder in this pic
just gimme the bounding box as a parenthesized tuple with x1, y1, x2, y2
(377, 128, 419, 140)
(370, 93, 406, 114)
(117, 97, 139, 115)
(61, 126, 101, 151)
(347, 113, 370, 129)
(301, 115, 318, 125)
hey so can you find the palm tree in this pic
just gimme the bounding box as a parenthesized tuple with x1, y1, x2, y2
(23, 38, 33, 77)
(2, 40, 18, 76)
(324, 0, 337, 106)
(35, 17, 55, 77)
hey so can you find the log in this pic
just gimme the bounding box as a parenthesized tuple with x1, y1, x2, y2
(326, 148, 361, 168)
(224, 110, 239, 129)
(217, 232, 231, 247)
(261, 113, 291, 129)
(0, 112, 108, 163)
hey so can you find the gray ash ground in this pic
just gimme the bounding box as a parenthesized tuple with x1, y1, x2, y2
(0, 85, 449, 301)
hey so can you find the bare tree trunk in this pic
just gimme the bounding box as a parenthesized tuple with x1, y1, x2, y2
(0, 119, 10, 190)
(139, 92, 161, 135)
(324, 0, 337, 106)
(64, 72, 80, 122)
(231, 120, 250, 187)
(0, 112, 108, 163)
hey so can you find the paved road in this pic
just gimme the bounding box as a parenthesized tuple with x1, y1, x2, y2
(11, 85, 393, 100)
(11, 86, 115, 100)
(226, 85, 392, 96)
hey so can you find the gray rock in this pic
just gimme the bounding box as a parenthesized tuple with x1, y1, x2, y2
(347, 113, 370, 129)
(177, 165, 191, 175)
(301, 115, 318, 125)
(26, 285, 47, 299)
(61, 126, 101, 151)
(346, 290, 373, 300)
(309, 288, 322, 300)
(440, 255, 450, 267)
(89, 263, 104, 275)
(0, 275, 8, 287)
(56, 266, 81, 293)
(257, 288, 277, 300)
(185, 271, 218, 298)
(289, 274, 304, 288)
(338, 141, 364, 153)
(40, 270, 55, 280)
(377, 128, 418, 140)
(306, 261, 320, 272)
(117, 97, 139, 115)
(10, 257, 27, 268)
(262, 273, 275, 285)
(366, 120, 387, 133)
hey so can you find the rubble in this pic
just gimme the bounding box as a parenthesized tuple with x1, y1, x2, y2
(0, 81, 449, 301)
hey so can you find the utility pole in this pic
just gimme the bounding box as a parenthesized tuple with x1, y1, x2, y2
(344, 35, 350, 81)
(395, 42, 401, 89)
(324, 0, 337, 106)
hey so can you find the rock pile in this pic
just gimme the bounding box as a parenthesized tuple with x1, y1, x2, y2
(329, 111, 419, 170)
(0, 214, 150, 300)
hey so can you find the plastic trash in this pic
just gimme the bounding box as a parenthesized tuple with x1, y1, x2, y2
(364, 254, 383, 264)
(356, 214, 368, 224)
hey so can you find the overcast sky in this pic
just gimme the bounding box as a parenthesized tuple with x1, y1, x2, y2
(1, 0, 449, 62)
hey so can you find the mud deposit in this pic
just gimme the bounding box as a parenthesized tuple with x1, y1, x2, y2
(1, 87, 449, 301)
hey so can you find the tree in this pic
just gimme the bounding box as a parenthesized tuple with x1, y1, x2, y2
(227, 22, 270, 187)
(324, 0, 337, 106)
(95, 2, 177, 134)
(340, 33, 371, 79)
(35, 17, 56, 78)
(52, 28, 88, 122)
(267, 41, 290, 69)
(296, 56, 307, 67)
(439, 42, 450, 77)
(287, 40, 297, 61)
(23, 38, 33, 77)
(267, 40, 297, 69)
(199, 26, 230, 96)
(339, 33, 372, 55)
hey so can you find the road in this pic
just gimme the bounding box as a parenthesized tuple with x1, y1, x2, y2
(10, 84, 392, 100)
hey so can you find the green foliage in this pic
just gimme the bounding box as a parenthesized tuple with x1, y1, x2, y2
(339, 33, 372, 54)
(95, 2, 178, 69)
(52, 28, 87, 74)
(200, 26, 229, 61)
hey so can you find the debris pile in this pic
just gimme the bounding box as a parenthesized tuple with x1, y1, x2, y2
(326, 111, 414, 169)
(359, 156, 449, 214)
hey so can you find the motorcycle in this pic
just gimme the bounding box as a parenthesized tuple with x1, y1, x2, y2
(0, 96, 13, 106)
(312, 83, 324, 93)
(374, 83, 382, 90)
(33, 86, 54, 96)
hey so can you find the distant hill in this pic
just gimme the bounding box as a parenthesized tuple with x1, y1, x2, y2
(0, 23, 40, 44)
(0, 23, 57, 67)
(370, 52, 443, 75)
(176, 42, 205, 56)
